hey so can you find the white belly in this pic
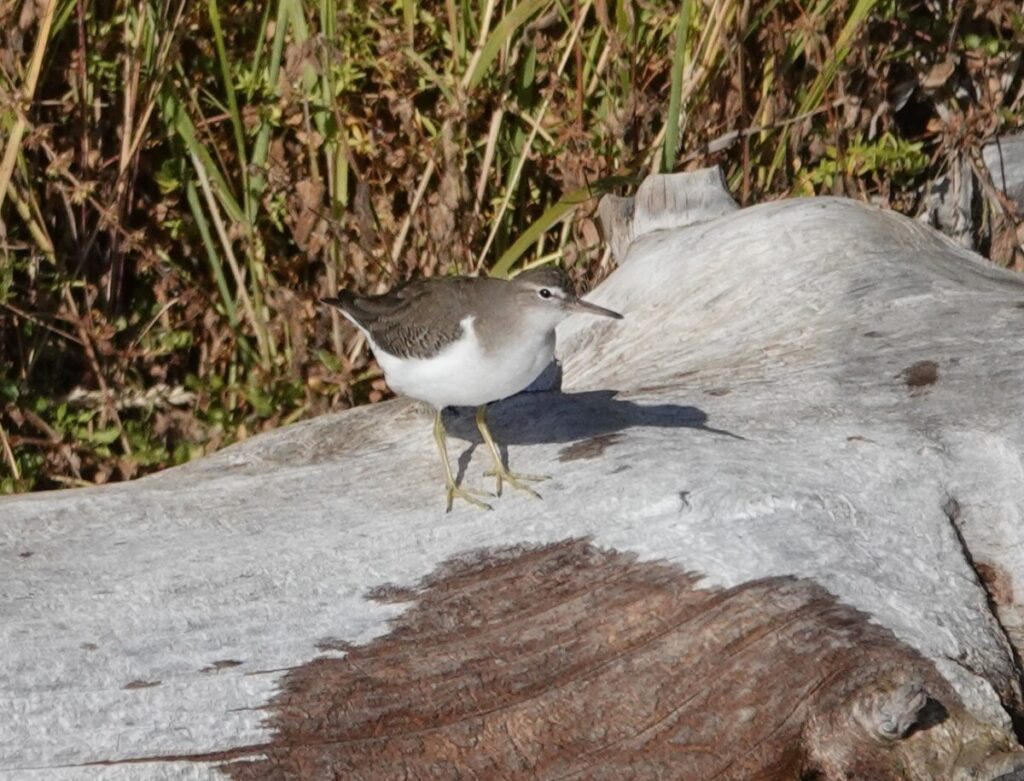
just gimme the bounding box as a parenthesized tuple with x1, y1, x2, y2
(369, 317, 554, 409)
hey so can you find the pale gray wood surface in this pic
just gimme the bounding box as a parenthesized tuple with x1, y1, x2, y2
(984, 132, 1024, 211)
(3, 169, 1024, 778)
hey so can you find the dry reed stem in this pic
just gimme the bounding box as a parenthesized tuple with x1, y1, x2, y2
(0, 0, 57, 215)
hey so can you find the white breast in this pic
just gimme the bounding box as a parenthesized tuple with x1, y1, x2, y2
(368, 317, 555, 409)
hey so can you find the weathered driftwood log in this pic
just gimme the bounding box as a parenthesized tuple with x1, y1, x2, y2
(3, 169, 1024, 780)
(984, 132, 1024, 213)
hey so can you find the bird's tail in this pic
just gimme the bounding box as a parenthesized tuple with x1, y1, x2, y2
(320, 292, 355, 310)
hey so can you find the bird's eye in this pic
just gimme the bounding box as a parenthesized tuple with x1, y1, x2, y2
(538, 288, 553, 299)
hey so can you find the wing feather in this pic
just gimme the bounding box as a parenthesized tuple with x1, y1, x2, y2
(323, 278, 479, 359)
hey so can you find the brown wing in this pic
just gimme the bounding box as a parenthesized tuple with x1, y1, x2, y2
(323, 278, 481, 359)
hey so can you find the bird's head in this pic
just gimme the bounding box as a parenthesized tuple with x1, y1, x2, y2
(511, 266, 622, 328)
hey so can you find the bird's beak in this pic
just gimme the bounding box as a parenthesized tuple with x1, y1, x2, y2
(567, 297, 623, 319)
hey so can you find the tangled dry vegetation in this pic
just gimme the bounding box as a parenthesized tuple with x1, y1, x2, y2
(0, 0, 1022, 492)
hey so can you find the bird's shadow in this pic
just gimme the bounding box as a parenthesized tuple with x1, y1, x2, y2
(444, 389, 743, 485)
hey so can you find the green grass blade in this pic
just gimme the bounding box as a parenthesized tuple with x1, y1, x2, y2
(207, 0, 250, 216)
(402, 0, 416, 45)
(160, 88, 245, 224)
(247, 0, 295, 221)
(406, 47, 457, 104)
(663, 0, 694, 172)
(185, 179, 240, 329)
(467, 0, 552, 90)
(246, 2, 275, 102)
(489, 175, 639, 277)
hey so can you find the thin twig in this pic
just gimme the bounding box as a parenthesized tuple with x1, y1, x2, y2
(130, 297, 181, 351)
(0, 301, 83, 346)
(677, 98, 848, 164)
(189, 148, 272, 366)
(474, 108, 505, 214)
(20, 408, 61, 442)
(459, 0, 500, 92)
(389, 158, 437, 266)
(48, 473, 97, 489)
(0, 421, 20, 481)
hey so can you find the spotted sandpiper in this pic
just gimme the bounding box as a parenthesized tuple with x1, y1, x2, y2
(323, 266, 622, 511)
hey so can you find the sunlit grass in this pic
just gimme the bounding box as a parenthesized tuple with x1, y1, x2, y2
(0, 0, 1021, 491)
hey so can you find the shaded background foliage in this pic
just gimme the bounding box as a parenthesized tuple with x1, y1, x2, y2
(0, 0, 1021, 492)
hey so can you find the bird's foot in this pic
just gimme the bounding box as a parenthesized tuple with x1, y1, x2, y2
(483, 467, 547, 499)
(445, 482, 493, 512)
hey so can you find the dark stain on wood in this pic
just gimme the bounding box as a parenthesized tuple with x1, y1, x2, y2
(864, 331, 884, 338)
(557, 432, 623, 461)
(364, 583, 418, 604)
(315, 637, 355, 653)
(124, 680, 161, 690)
(18, 551, 33, 558)
(200, 659, 244, 673)
(209, 539, 990, 781)
(705, 387, 731, 396)
(976, 561, 1015, 606)
(943, 496, 962, 523)
(900, 360, 939, 390)
(80, 642, 98, 651)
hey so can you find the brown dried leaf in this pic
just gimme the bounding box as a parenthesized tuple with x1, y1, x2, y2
(921, 56, 957, 90)
(577, 217, 600, 250)
(288, 178, 327, 253)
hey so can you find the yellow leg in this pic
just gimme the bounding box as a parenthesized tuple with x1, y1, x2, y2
(475, 405, 546, 499)
(433, 410, 491, 512)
